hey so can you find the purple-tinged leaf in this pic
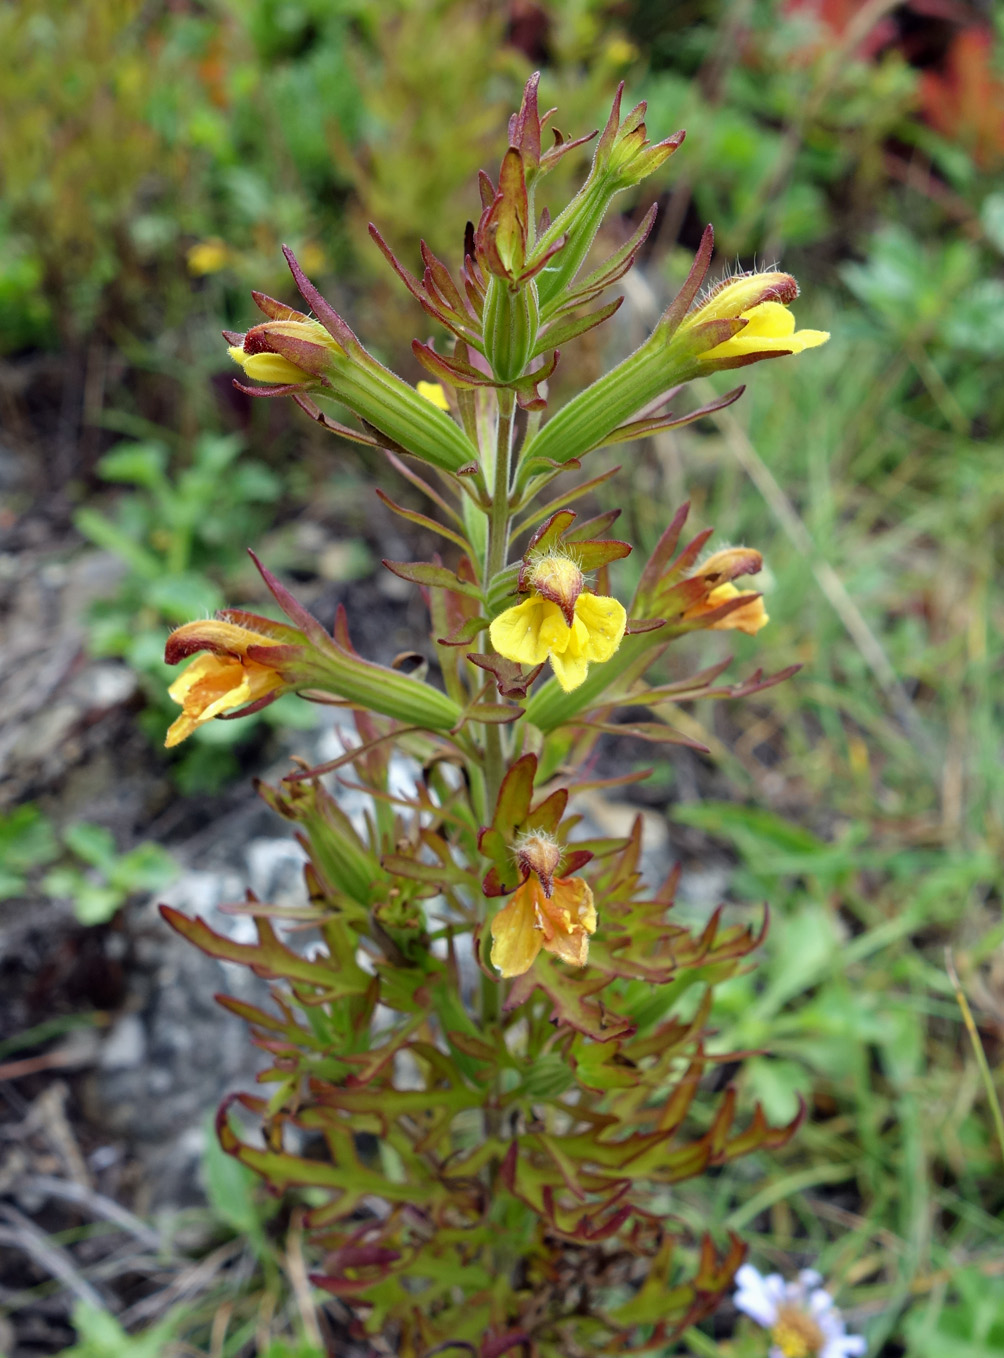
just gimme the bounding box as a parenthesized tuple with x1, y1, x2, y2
(656, 224, 714, 336)
(291, 394, 382, 446)
(282, 245, 358, 350)
(251, 290, 305, 322)
(534, 296, 622, 356)
(247, 550, 334, 652)
(375, 488, 473, 555)
(467, 653, 544, 698)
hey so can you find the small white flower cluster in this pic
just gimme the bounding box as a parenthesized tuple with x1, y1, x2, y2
(734, 1263, 866, 1358)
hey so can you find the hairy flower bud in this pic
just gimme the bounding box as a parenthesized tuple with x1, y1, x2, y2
(526, 552, 584, 625)
(228, 317, 344, 387)
(515, 832, 563, 897)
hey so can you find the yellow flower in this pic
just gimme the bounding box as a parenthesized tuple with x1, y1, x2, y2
(685, 582, 769, 635)
(490, 552, 626, 692)
(164, 620, 288, 747)
(605, 36, 638, 66)
(416, 380, 450, 410)
(187, 238, 230, 276)
(490, 591, 626, 691)
(490, 874, 597, 978)
(228, 318, 342, 387)
(702, 299, 829, 362)
(678, 270, 829, 366)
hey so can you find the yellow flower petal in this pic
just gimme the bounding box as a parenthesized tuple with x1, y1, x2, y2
(490, 885, 543, 977)
(539, 876, 596, 966)
(490, 875, 597, 977)
(573, 593, 627, 661)
(229, 348, 311, 385)
(703, 303, 829, 361)
(537, 600, 576, 655)
(548, 644, 590, 692)
(685, 582, 769, 635)
(739, 300, 797, 338)
(490, 596, 554, 666)
(165, 654, 284, 747)
(416, 381, 450, 410)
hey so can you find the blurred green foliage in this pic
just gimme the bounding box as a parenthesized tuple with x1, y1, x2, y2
(0, 803, 176, 925)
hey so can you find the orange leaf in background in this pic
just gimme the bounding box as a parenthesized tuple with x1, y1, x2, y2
(783, 0, 897, 60)
(920, 26, 1004, 168)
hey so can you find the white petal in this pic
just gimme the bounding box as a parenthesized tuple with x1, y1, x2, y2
(733, 1265, 778, 1328)
(821, 1337, 867, 1358)
(809, 1288, 836, 1315)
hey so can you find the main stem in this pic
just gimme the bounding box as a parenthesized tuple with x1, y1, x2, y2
(481, 386, 516, 820)
(479, 387, 515, 1087)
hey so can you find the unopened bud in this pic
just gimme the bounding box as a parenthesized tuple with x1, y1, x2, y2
(527, 553, 583, 625)
(482, 274, 540, 383)
(699, 547, 763, 583)
(516, 832, 563, 897)
(229, 317, 343, 387)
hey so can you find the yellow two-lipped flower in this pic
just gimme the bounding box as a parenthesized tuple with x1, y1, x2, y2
(685, 582, 769, 635)
(702, 299, 829, 362)
(490, 873, 597, 977)
(164, 620, 288, 748)
(490, 552, 626, 692)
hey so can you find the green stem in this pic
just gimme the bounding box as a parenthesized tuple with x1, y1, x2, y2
(478, 389, 514, 1126)
(481, 387, 516, 823)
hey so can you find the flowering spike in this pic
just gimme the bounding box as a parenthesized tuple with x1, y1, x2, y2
(168, 69, 833, 1351)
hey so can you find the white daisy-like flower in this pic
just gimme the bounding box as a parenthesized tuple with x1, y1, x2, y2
(733, 1263, 867, 1358)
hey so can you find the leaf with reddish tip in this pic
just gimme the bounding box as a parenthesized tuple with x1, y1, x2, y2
(526, 509, 577, 558)
(511, 349, 560, 412)
(508, 70, 541, 166)
(505, 963, 635, 1042)
(247, 550, 333, 652)
(491, 753, 537, 838)
(539, 127, 597, 177)
(251, 290, 305, 322)
(547, 205, 658, 318)
(421, 240, 467, 314)
(438, 614, 488, 647)
(290, 394, 382, 446)
(161, 906, 369, 997)
(657, 224, 714, 337)
(574, 719, 710, 752)
(454, 702, 522, 729)
(467, 653, 544, 698)
(412, 340, 496, 390)
(382, 560, 482, 599)
(375, 488, 473, 555)
(282, 245, 357, 350)
(232, 379, 307, 399)
(594, 384, 746, 449)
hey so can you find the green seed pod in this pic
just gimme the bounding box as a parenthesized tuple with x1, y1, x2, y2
(482, 274, 539, 384)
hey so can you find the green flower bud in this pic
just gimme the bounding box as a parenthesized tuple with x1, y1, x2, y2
(482, 274, 540, 383)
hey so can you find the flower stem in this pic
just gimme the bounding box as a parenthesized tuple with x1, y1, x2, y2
(481, 387, 516, 822)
